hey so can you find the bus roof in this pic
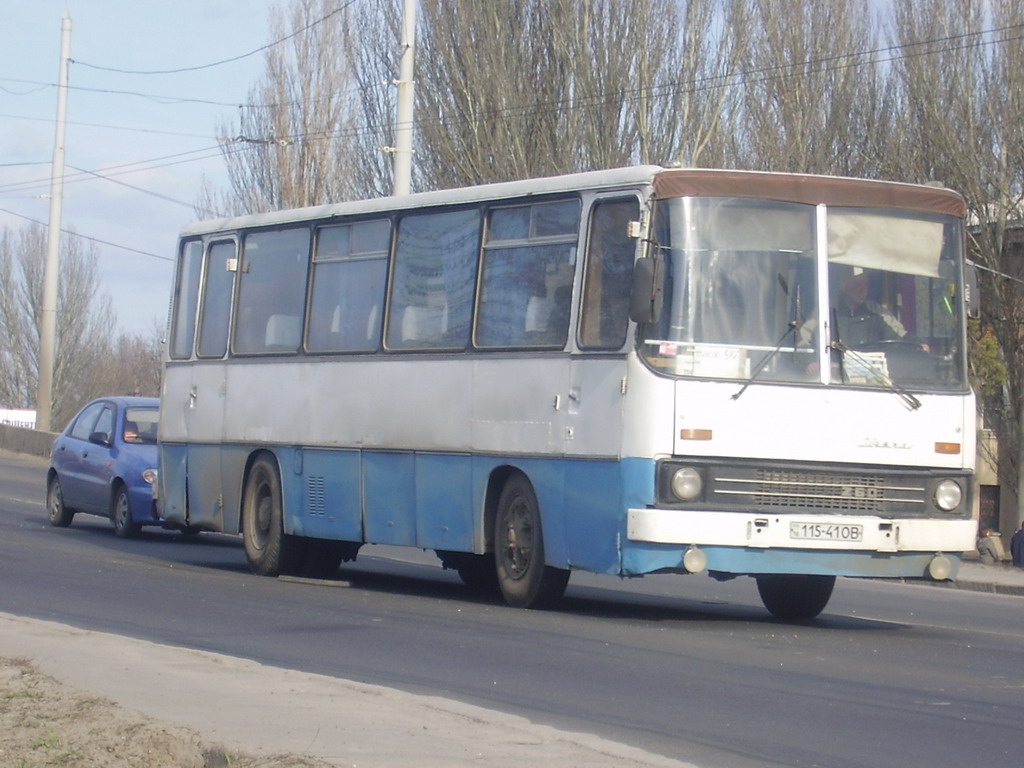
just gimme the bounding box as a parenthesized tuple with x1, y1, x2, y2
(180, 166, 965, 237)
(180, 165, 663, 237)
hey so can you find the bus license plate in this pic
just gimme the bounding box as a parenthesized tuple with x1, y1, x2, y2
(790, 522, 863, 542)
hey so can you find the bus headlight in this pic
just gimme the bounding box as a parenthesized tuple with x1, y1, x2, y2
(933, 479, 962, 512)
(142, 468, 158, 486)
(670, 467, 703, 501)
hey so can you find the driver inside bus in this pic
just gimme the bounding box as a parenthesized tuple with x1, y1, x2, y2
(799, 269, 915, 376)
(800, 269, 906, 350)
(831, 270, 906, 347)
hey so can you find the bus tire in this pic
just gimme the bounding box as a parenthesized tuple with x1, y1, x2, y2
(755, 574, 835, 620)
(242, 455, 305, 576)
(437, 551, 500, 595)
(494, 474, 569, 609)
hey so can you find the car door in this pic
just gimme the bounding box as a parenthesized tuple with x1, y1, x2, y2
(59, 402, 116, 515)
(56, 401, 106, 511)
(76, 403, 118, 514)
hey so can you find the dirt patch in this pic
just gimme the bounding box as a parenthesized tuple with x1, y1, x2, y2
(0, 657, 332, 768)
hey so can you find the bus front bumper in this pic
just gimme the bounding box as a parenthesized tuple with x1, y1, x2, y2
(625, 508, 976, 579)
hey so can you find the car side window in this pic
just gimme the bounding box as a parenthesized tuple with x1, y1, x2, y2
(92, 406, 116, 444)
(68, 402, 106, 441)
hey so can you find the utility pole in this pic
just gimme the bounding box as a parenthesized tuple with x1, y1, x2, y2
(392, 0, 416, 196)
(36, 13, 71, 432)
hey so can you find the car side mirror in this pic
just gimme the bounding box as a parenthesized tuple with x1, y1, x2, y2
(88, 431, 111, 446)
(629, 255, 664, 324)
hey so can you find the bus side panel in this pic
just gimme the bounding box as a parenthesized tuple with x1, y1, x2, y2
(185, 444, 226, 531)
(363, 451, 416, 545)
(562, 459, 622, 573)
(290, 448, 363, 541)
(158, 443, 188, 526)
(562, 457, 654, 574)
(415, 454, 473, 551)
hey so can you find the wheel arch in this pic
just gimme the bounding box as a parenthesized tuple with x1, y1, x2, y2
(482, 465, 524, 555)
(237, 448, 283, 535)
(108, 477, 128, 515)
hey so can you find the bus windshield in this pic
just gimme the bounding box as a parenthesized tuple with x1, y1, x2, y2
(639, 196, 968, 392)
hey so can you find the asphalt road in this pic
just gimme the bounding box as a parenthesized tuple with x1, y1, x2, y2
(2, 451, 1022, 768)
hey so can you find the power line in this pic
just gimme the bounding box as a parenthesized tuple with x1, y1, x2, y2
(0, 146, 231, 196)
(204, 21, 1024, 154)
(66, 165, 217, 216)
(0, 111, 219, 140)
(0, 205, 173, 262)
(70, 1, 361, 76)
(0, 74, 360, 112)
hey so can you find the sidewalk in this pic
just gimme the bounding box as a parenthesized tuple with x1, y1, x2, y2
(943, 559, 1024, 596)
(0, 612, 693, 768)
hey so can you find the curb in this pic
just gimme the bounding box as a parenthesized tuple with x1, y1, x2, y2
(893, 577, 1024, 597)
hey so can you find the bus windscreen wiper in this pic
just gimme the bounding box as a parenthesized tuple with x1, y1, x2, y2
(732, 276, 799, 401)
(830, 340, 922, 410)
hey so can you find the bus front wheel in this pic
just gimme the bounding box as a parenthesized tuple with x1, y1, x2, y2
(494, 475, 569, 609)
(755, 574, 835, 620)
(242, 455, 304, 576)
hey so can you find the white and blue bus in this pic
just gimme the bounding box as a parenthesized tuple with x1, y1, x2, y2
(159, 166, 976, 618)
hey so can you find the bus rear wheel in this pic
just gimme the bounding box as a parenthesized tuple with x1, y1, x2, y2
(242, 455, 305, 576)
(494, 475, 568, 609)
(755, 574, 835, 620)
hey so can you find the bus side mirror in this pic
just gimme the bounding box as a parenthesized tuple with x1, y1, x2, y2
(629, 256, 664, 324)
(964, 263, 980, 319)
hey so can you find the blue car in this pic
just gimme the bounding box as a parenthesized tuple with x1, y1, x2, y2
(46, 396, 161, 538)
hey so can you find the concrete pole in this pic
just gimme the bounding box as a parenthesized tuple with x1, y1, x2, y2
(36, 13, 71, 432)
(392, 0, 416, 196)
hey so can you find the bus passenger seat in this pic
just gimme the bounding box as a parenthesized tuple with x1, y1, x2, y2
(526, 296, 553, 334)
(265, 314, 301, 349)
(402, 304, 448, 343)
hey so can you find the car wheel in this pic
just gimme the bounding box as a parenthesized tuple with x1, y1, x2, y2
(493, 474, 569, 609)
(111, 484, 141, 539)
(47, 475, 74, 527)
(242, 454, 305, 576)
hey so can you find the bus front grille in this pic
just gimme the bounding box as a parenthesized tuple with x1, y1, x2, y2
(712, 469, 926, 514)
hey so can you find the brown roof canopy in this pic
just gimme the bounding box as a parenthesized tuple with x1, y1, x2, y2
(653, 169, 966, 217)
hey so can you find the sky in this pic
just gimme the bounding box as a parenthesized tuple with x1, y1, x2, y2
(0, 0, 290, 335)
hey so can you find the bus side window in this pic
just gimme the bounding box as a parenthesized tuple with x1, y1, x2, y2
(475, 199, 579, 348)
(579, 198, 639, 349)
(170, 240, 203, 359)
(233, 228, 310, 355)
(387, 208, 480, 350)
(307, 220, 390, 354)
(197, 241, 236, 359)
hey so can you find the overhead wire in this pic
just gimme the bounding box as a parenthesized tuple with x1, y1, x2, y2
(0, 204, 173, 262)
(70, 0, 361, 76)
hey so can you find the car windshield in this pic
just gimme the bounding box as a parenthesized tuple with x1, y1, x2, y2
(638, 197, 968, 393)
(123, 407, 159, 444)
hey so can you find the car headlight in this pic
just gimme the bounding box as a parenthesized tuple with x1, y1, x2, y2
(142, 468, 158, 486)
(670, 467, 703, 501)
(933, 479, 962, 511)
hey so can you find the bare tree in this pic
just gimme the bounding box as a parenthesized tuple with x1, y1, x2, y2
(0, 224, 117, 428)
(89, 323, 164, 401)
(731, 0, 891, 176)
(889, 0, 1024, 525)
(353, 0, 739, 193)
(203, 0, 363, 215)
